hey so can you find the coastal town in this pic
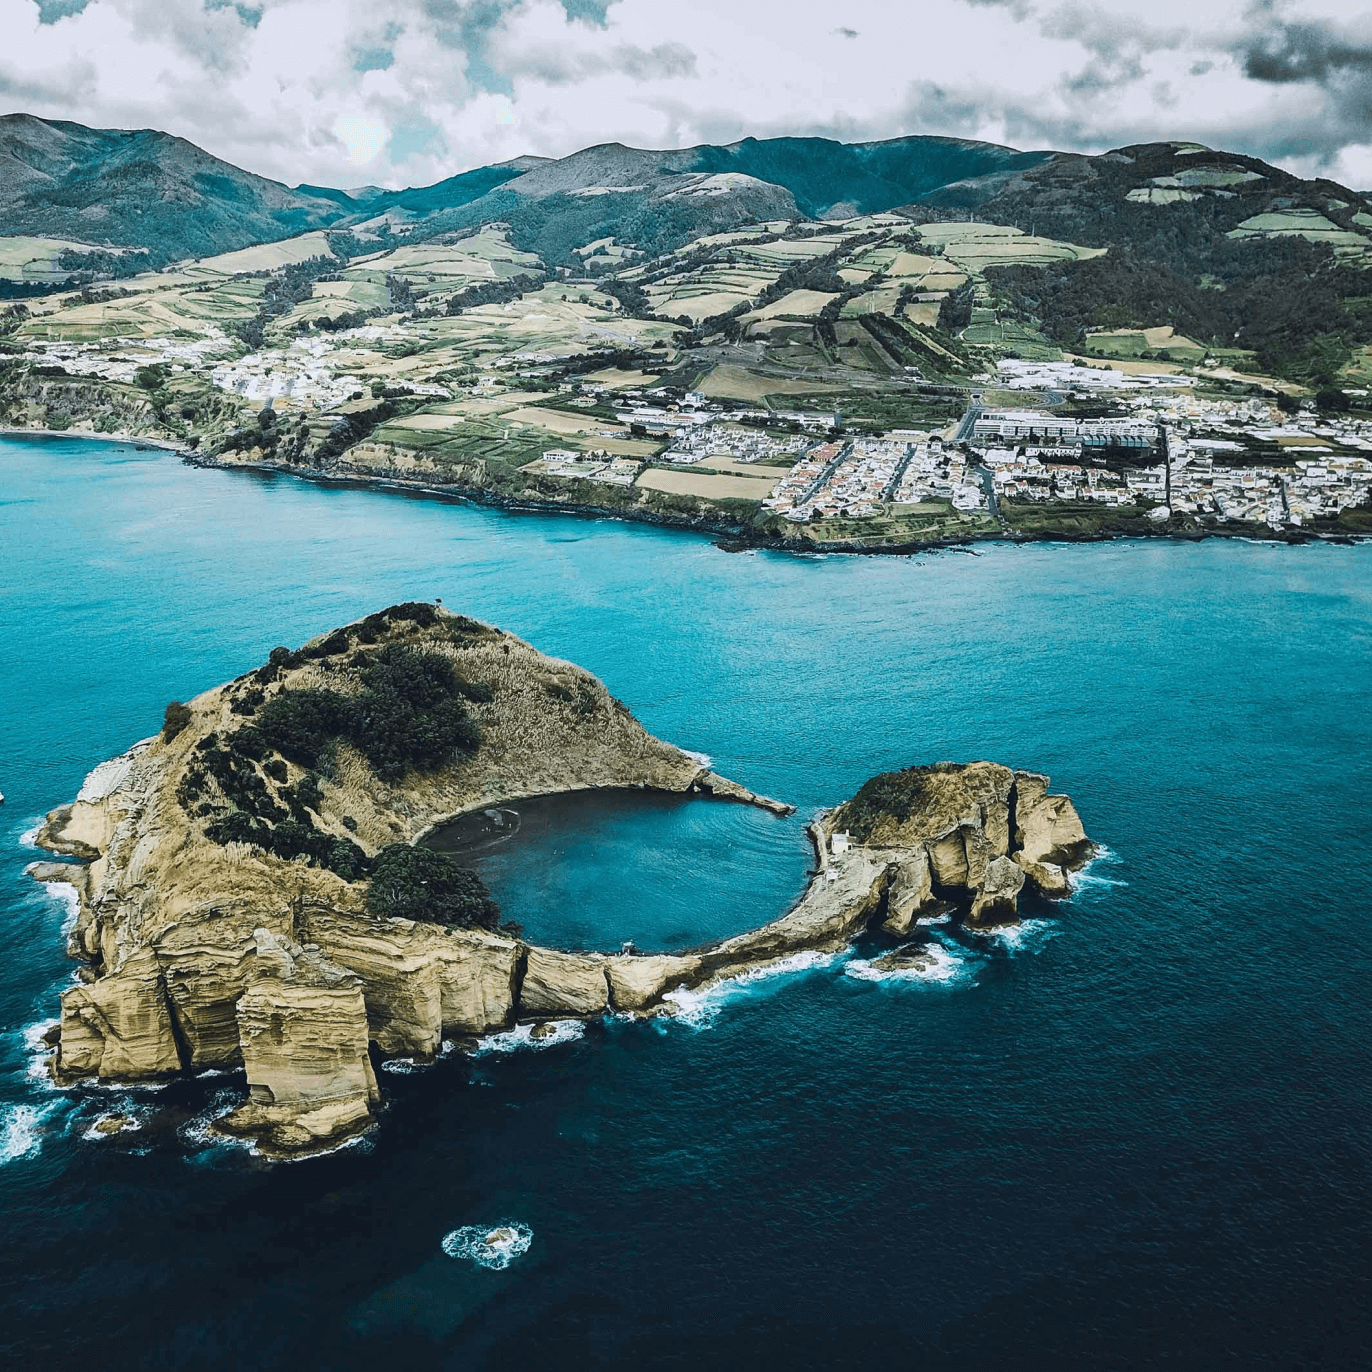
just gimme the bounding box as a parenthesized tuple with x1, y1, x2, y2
(10, 315, 1372, 540)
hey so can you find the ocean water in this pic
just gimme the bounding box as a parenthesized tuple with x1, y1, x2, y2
(1, 434, 1370, 1369)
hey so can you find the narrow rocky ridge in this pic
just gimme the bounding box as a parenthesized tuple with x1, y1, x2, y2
(29, 607, 1091, 1158)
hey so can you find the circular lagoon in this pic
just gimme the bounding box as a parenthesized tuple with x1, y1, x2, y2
(424, 789, 811, 952)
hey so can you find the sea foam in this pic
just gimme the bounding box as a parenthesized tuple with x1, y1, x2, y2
(0, 1102, 57, 1166)
(472, 1020, 585, 1056)
(844, 939, 974, 985)
(441, 1222, 533, 1270)
(36, 879, 81, 938)
(661, 949, 843, 1029)
(972, 917, 1061, 953)
(1068, 843, 1127, 895)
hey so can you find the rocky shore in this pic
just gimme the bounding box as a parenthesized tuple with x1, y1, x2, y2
(185, 448, 1360, 555)
(3, 422, 1357, 553)
(29, 604, 1093, 1158)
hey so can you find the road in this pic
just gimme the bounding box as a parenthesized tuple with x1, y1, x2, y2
(798, 442, 851, 506)
(882, 442, 919, 502)
(954, 398, 984, 443)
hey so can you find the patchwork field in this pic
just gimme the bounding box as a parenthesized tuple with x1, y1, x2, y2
(1227, 209, 1370, 251)
(915, 223, 1105, 273)
(185, 232, 339, 275)
(1084, 327, 1206, 359)
(751, 289, 841, 321)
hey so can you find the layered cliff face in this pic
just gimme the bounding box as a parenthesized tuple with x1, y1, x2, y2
(31, 607, 1092, 1158)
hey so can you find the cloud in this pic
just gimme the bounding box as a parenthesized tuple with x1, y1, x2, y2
(1241, 19, 1372, 84)
(1232, 14, 1372, 164)
(2, 0, 1372, 192)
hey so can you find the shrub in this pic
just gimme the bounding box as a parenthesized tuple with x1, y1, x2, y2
(292, 772, 324, 812)
(255, 688, 354, 768)
(204, 808, 368, 879)
(366, 844, 501, 929)
(162, 701, 193, 742)
(231, 725, 268, 760)
(252, 648, 482, 782)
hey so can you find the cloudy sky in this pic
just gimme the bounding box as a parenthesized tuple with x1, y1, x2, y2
(4, 0, 1372, 190)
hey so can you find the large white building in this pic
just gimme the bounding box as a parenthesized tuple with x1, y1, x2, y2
(972, 409, 1079, 441)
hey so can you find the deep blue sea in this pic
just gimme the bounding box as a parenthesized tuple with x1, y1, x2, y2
(2, 434, 1370, 1370)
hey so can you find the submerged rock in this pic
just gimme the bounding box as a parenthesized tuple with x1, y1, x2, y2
(869, 946, 940, 975)
(91, 1113, 137, 1136)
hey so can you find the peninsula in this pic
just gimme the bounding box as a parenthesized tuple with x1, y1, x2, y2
(30, 604, 1093, 1156)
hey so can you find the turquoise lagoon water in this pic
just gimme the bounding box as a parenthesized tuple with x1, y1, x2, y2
(1, 434, 1370, 1368)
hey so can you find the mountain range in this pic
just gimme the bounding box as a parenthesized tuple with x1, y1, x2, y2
(5, 112, 1372, 386)
(0, 113, 1056, 263)
(4, 111, 1368, 272)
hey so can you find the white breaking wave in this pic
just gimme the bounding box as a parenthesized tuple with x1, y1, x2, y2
(844, 940, 973, 985)
(1068, 843, 1127, 895)
(22, 1019, 60, 1089)
(973, 917, 1061, 953)
(442, 1222, 533, 1270)
(0, 1102, 56, 1165)
(681, 748, 713, 769)
(80, 1100, 151, 1142)
(380, 1057, 428, 1075)
(36, 879, 81, 937)
(661, 949, 844, 1029)
(178, 1088, 245, 1153)
(472, 1020, 585, 1055)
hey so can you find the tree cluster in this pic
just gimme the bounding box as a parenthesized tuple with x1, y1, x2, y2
(444, 271, 545, 315)
(365, 844, 500, 929)
(229, 255, 341, 348)
(253, 642, 485, 783)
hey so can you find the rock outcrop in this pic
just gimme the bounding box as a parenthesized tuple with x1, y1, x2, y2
(827, 761, 1091, 928)
(216, 930, 381, 1157)
(1011, 770, 1095, 898)
(31, 607, 1093, 1158)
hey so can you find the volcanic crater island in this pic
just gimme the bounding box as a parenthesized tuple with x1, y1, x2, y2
(30, 602, 1093, 1157)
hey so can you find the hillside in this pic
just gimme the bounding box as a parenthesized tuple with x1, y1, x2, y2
(0, 113, 348, 262)
(916, 142, 1372, 383)
(0, 118, 1058, 271)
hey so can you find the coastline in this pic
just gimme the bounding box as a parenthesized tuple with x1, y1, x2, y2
(183, 451, 1368, 554)
(4, 423, 1365, 553)
(0, 425, 192, 455)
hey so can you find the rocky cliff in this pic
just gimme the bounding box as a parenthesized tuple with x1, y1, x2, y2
(30, 608, 1091, 1158)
